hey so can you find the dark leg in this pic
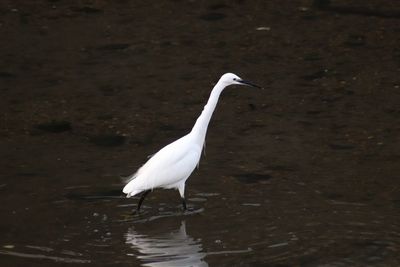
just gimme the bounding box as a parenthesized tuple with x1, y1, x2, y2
(136, 190, 151, 213)
(181, 197, 187, 211)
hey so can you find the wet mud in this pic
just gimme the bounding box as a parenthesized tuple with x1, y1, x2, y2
(1, 0, 400, 266)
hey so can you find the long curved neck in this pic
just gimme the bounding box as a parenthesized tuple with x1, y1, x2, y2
(190, 81, 226, 145)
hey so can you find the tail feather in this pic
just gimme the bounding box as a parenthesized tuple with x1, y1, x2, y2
(123, 179, 142, 198)
(126, 190, 141, 198)
(122, 172, 138, 184)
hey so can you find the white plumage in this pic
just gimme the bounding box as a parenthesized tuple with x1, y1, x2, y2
(123, 134, 201, 197)
(122, 73, 261, 212)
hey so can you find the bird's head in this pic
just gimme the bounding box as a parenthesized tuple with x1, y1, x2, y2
(219, 73, 262, 88)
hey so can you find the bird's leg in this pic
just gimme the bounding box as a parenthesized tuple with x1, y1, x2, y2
(177, 184, 193, 211)
(178, 184, 187, 211)
(181, 197, 187, 211)
(135, 189, 151, 213)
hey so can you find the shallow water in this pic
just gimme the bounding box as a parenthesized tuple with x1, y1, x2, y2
(1, 181, 399, 266)
(1, 0, 400, 266)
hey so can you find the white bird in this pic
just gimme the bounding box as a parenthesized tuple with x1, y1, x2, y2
(123, 73, 261, 212)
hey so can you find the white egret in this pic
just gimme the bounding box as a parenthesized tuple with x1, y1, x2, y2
(123, 73, 261, 212)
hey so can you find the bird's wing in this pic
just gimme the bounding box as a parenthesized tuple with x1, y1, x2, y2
(123, 137, 188, 183)
(124, 134, 201, 191)
(152, 146, 201, 188)
(126, 137, 201, 191)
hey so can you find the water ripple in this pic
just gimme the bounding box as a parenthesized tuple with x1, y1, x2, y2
(125, 221, 208, 267)
(0, 249, 90, 263)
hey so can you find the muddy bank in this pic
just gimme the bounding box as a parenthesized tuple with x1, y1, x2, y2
(1, 1, 400, 266)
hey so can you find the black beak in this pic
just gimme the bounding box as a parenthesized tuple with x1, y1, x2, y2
(237, 79, 263, 89)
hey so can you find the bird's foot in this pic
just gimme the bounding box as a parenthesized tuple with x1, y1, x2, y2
(183, 206, 195, 213)
(132, 209, 142, 215)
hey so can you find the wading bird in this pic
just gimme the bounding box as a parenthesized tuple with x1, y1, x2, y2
(123, 73, 261, 212)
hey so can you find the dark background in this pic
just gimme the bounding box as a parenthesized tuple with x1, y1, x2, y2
(1, 1, 400, 266)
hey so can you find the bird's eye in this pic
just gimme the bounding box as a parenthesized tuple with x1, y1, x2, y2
(233, 78, 237, 81)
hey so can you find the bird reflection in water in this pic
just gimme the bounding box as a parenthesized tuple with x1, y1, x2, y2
(125, 221, 208, 267)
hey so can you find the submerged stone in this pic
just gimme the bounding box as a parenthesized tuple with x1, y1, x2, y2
(89, 134, 125, 147)
(35, 120, 72, 133)
(235, 173, 272, 184)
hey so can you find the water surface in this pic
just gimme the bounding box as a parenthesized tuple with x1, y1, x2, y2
(1, 0, 400, 266)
